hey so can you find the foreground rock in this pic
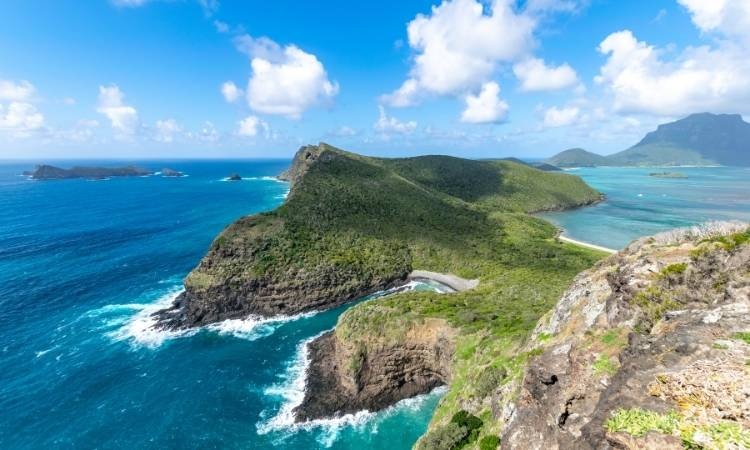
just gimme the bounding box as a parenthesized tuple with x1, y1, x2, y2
(29, 164, 152, 180)
(498, 222, 750, 449)
(295, 318, 457, 421)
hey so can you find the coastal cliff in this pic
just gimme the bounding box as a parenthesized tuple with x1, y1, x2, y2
(153, 143, 602, 330)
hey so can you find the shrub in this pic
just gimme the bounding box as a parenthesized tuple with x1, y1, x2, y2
(479, 435, 500, 450)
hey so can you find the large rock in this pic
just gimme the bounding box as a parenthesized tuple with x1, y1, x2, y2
(294, 318, 457, 421)
(499, 222, 750, 449)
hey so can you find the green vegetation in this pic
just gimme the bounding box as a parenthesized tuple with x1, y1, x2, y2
(631, 286, 681, 333)
(660, 263, 687, 278)
(544, 148, 611, 167)
(701, 229, 750, 252)
(592, 354, 618, 377)
(478, 435, 500, 450)
(606, 408, 680, 437)
(733, 332, 750, 345)
(606, 408, 750, 449)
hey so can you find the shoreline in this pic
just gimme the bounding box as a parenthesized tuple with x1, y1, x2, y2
(558, 235, 617, 254)
(407, 270, 479, 292)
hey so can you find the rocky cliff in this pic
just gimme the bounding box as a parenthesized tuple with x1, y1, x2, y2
(493, 222, 750, 449)
(295, 318, 457, 421)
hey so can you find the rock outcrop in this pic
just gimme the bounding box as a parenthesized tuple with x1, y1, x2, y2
(295, 318, 457, 421)
(498, 222, 750, 450)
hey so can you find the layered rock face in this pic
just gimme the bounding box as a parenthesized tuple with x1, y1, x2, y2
(295, 318, 457, 421)
(499, 222, 750, 450)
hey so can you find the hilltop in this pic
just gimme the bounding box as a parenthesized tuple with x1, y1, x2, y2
(154, 143, 602, 328)
(545, 148, 611, 168)
(544, 113, 750, 167)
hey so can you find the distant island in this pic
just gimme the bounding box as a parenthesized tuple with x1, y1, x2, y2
(649, 171, 688, 179)
(161, 168, 184, 177)
(227, 173, 242, 181)
(28, 165, 152, 180)
(545, 112, 750, 167)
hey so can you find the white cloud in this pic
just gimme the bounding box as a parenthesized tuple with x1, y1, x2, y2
(460, 82, 509, 123)
(196, 121, 219, 142)
(0, 101, 45, 136)
(221, 81, 243, 103)
(595, 29, 750, 116)
(63, 119, 99, 143)
(155, 118, 182, 142)
(383, 0, 535, 106)
(543, 105, 580, 127)
(0, 79, 44, 138)
(237, 115, 269, 137)
(374, 106, 417, 135)
(96, 85, 139, 136)
(0, 80, 35, 101)
(677, 0, 750, 39)
(329, 126, 358, 137)
(234, 34, 338, 118)
(513, 57, 579, 92)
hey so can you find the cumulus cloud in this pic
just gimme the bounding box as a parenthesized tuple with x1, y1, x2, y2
(237, 115, 269, 137)
(0, 80, 44, 137)
(0, 102, 45, 136)
(677, 0, 750, 40)
(543, 105, 580, 127)
(595, 29, 750, 116)
(233, 34, 338, 119)
(513, 57, 579, 92)
(0, 80, 36, 101)
(195, 121, 219, 142)
(374, 106, 417, 135)
(96, 85, 139, 136)
(221, 81, 243, 103)
(383, 0, 535, 106)
(460, 82, 509, 123)
(154, 118, 182, 142)
(329, 126, 358, 137)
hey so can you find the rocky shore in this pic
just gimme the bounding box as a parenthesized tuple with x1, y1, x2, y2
(294, 318, 457, 422)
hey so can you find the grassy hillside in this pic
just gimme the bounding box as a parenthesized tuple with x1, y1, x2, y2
(544, 148, 611, 167)
(185, 144, 601, 298)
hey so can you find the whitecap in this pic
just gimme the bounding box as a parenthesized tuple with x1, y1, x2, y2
(205, 311, 318, 341)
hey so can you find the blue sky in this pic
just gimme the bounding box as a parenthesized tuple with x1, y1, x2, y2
(1, 0, 748, 159)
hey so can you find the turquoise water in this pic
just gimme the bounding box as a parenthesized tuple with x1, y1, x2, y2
(0, 161, 444, 449)
(539, 166, 750, 249)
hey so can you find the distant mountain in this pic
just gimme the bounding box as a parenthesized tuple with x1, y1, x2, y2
(608, 113, 750, 166)
(545, 113, 750, 167)
(544, 148, 610, 167)
(30, 165, 152, 180)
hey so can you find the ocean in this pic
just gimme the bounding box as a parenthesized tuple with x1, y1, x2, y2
(2, 161, 748, 449)
(539, 166, 750, 249)
(0, 160, 444, 450)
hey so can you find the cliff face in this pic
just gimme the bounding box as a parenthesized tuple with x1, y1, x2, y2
(498, 223, 750, 450)
(295, 318, 457, 421)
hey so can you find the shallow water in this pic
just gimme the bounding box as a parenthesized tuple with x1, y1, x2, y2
(538, 166, 750, 249)
(0, 160, 443, 449)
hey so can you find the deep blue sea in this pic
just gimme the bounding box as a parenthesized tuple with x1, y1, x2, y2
(539, 166, 750, 249)
(0, 160, 445, 450)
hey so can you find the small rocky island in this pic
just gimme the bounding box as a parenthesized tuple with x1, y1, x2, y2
(227, 173, 242, 181)
(160, 168, 184, 177)
(649, 171, 688, 178)
(28, 164, 152, 180)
